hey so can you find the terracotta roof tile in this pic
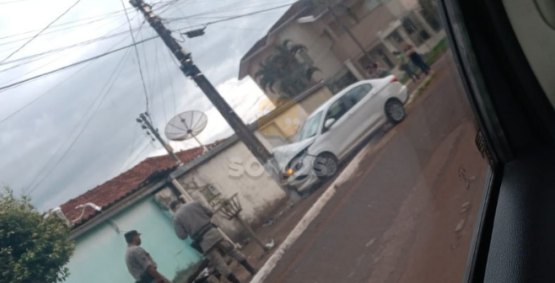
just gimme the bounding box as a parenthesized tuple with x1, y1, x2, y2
(59, 140, 226, 226)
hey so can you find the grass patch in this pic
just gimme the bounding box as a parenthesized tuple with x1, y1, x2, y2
(425, 38, 448, 65)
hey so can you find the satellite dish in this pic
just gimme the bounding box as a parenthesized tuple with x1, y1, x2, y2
(165, 110, 208, 152)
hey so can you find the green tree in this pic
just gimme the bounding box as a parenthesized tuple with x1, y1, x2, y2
(0, 188, 75, 283)
(254, 40, 319, 98)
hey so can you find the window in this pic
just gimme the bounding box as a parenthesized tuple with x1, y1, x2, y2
(297, 111, 323, 141)
(389, 31, 404, 43)
(402, 17, 418, 34)
(325, 100, 348, 123)
(345, 84, 372, 105)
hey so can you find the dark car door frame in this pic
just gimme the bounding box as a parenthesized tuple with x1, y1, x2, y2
(437, 0, 555, 282)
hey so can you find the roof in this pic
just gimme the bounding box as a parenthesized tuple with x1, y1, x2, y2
(59, 140, 225, 227)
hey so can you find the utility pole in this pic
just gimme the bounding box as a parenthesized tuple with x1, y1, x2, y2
(129, 0, 300, 201)
(136, 113, 241, 248)
(136, 113, 193, 202)
(137, 113, 183, 166)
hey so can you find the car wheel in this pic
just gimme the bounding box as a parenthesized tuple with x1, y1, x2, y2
(313, 153, 339, 180)
(385, 99, 406, 124)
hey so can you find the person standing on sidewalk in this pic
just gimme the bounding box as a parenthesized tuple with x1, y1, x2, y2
(404, 43, 431, 75)
(124, 230, 171, 283)
(393, 50, 420, 82)
(366, 62, 390, 79)
(170, 200, 256, 283)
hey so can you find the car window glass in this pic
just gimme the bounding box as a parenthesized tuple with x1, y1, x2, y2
(297, 111, 323, 141)
(345, 84, 373, 105)
(325, 100, 348, 123)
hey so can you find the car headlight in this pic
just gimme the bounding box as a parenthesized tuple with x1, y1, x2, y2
(285, 149, 308, 176)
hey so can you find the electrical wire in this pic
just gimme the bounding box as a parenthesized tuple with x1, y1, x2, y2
(0, 2, 293, 92)
(117, 119, 140, 174)
(0, 19, 147, 124)
(0, 0, 83, 63)
(0, 35, 158, 93)
(121, 0, 150, 114)
(163, 48, 178, 115)
(174, 3, 294, 30)
(0, 8, 135, 45)
(0, 12, 139, 76)
(126, 142, 152, 169)
(0, 30, 134, 67)
(0, 2, 291, 71)
(152, 41, 169, 123)
(27, 47, 133, 194)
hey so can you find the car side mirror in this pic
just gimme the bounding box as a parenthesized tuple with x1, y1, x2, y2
(324, 118, 336, 129)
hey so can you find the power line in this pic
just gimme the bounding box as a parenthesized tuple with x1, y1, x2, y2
(0, 22, 147, 124)
(0, 0, 83, 63)
(122, 0, 150, 114)
(0, 2, 291, 70)
(173, 3, 294, 30)
(27, 47, 133, 194)
(164, 48, 178, 115)
(126, 142, 152, 169)
(0, 3, 292, 92)
(152, 41, 169, 123)
(0, 35, 158, 93)
(117, 119, 141, 174)
(0, 9, 133, 44)
(0, 13, 138, 76)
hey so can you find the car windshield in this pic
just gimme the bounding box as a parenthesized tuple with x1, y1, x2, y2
(297, 111, 323, 141)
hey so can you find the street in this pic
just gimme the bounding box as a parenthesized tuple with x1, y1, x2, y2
(241, 51, 489, 283)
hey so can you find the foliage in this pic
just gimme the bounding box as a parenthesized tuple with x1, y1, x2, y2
(0, 188, 75, 283)
(254, 40, 319, 98)
(425, 38, 448, 65)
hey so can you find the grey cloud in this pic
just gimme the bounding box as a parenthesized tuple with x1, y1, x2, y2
(0, 0, 289, 210)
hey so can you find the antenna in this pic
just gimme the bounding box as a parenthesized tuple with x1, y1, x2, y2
(165, 110, 208, 152)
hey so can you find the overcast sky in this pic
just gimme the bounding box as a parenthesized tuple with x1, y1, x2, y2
(0, 0, 292, 210)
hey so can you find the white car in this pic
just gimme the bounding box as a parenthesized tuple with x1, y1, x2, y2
(273, 76, 408, 193)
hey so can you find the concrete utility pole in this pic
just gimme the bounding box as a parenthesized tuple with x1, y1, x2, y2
(137, 113, 241, 248)
(137, 113, 194, 202)
(138, 113, 182, 166)
(129, 0, 300, 201)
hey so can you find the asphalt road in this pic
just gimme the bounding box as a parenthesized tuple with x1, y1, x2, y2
(260, 51, 489, 283)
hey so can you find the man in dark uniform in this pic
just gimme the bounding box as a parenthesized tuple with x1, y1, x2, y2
(124, 230, 170, 283)
(170, 200, 256, 283)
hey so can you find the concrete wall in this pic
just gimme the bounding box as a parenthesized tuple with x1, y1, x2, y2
(298, 86, 334, 114)
(176, 141, 286, 239)
(65, 196, 202, 283)
(327, 4, 398, 62)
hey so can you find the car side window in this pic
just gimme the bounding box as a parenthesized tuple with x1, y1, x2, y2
(325, 100, 348, 124)
(345, 84, 373, 106)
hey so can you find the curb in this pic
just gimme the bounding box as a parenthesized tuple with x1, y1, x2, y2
(250, 141, 374, 283)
